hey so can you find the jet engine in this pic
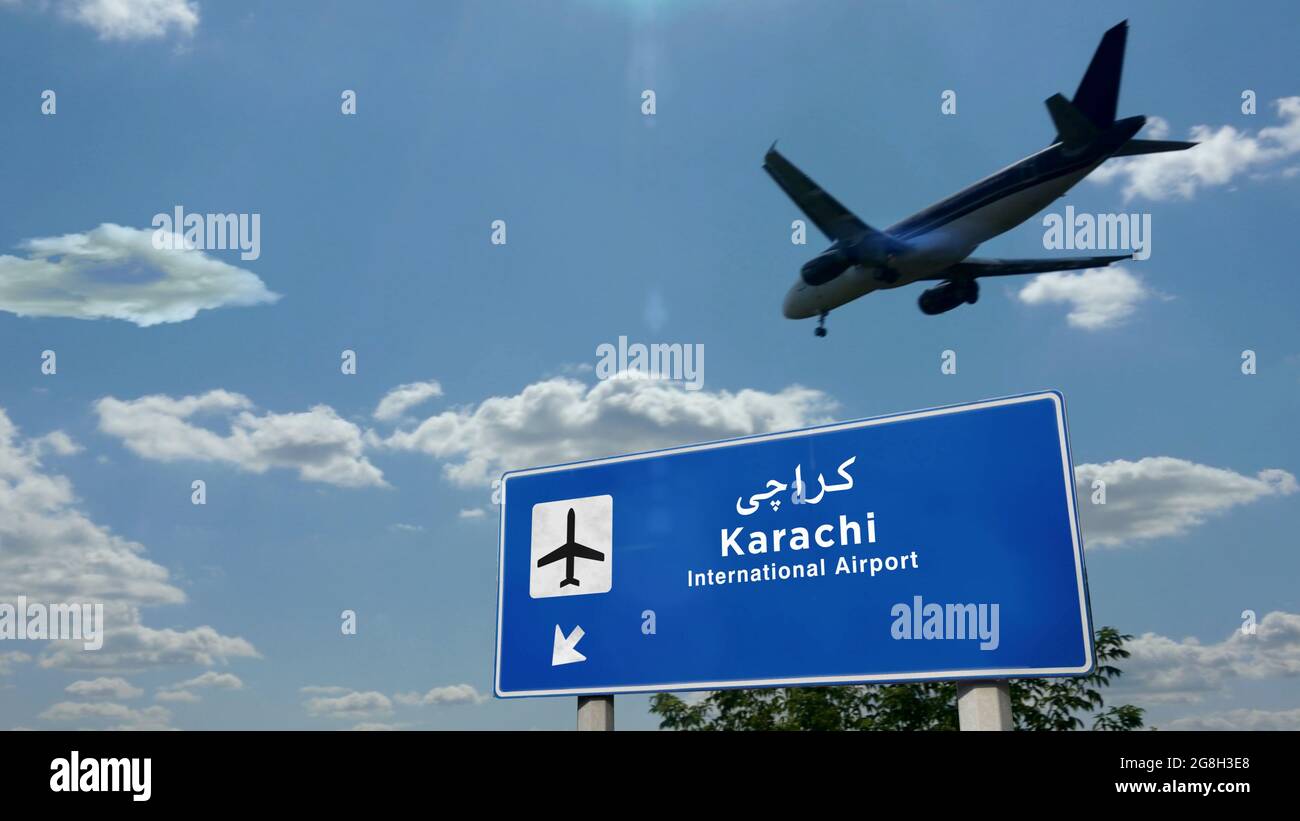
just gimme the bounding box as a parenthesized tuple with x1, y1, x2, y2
(917, 279, 979, 315)
(799, 247, 851, 286)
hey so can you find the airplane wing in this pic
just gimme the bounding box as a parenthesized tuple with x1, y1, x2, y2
(536, 546, 568, 567)
(567, 542, 605, 562)
(763, 144, 891, 245)
(925, 253, 1131, 280)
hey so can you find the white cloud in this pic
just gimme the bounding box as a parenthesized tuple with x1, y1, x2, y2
(38, 623, 259, 671)
(171, 671, 243, 690)
(393, 684, 485, 706)
(65, 677, 142, 700)
(0, 406, 257, 673)
(0, 651, 32, 676)
(31, 431, 81, 458)
(1163, 707, 1300, 731)
(1016, 266, 1148, 329)
(153, 671, 241, 702)
(1075, 457, 1297, 548)
(0, 411, 177, 603)
(457, 508, 486, 520)
(58, 0, 199, 41)
(389, 523, 426, 533)
(39, 700, 173, 730)
(379, 376, 836, 488)
(304, 690, 394, 719)
(1090, 97, 1300, 201)
(95, 390, 387, 488)
(1118, 611, 1300, 704)
(374, 380, 443, 422)
(0, 224, 275, 326)
(1118, 634, 1234, 703)
(97, 377, 834, 497)
(298, 685, 349, 696)
(1142, 115, 1172, 141)
(352, 721, 406, 731)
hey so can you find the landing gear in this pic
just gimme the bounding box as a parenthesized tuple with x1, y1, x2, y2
(815, 311, 828, 337)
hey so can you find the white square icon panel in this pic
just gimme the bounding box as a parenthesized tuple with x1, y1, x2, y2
(529, 495, 613, 598)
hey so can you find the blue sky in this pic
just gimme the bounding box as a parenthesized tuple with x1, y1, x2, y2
(1, 0, 1298, 730)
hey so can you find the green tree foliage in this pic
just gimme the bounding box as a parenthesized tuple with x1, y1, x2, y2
(651, 627, 1144, 731)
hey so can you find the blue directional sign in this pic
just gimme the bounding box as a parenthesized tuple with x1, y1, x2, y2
(494, 391, 1093, 697)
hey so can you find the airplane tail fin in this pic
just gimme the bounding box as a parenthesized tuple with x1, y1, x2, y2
(560, 577, 579, 588)
(1072, 20, 1128, 128)
(1046, 22, 1197, 158)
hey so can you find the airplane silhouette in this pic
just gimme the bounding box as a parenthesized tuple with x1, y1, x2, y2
(764, 20, 1196, 336)
(537, 508, 605, 588)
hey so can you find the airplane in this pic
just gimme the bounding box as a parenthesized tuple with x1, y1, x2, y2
(536, 508, 605, 588)
(764, 20, 1195, 337)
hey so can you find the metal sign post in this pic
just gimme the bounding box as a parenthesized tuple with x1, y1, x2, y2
(577, 695, 614, 731)
(956, 681, 1013, 730)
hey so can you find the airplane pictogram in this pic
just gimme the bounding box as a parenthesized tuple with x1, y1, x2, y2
(536, 508, 605, 588)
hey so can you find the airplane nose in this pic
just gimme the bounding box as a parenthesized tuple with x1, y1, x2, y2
(782, 283, 815, 319)
(782, 287, 798, 319)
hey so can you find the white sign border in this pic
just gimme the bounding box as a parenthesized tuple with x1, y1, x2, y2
(494, 390, 1094, 698)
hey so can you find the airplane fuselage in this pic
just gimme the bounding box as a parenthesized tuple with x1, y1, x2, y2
(561, 555, 579, 587)
(781, 116, 1144, 320)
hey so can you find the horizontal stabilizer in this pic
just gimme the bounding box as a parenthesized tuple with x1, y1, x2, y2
(930, 253, 1131, 280)
(1046, 93, 1100, 149)
(1111, 138, 1198, 157)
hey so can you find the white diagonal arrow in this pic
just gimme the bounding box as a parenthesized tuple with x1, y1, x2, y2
(552, 624, 587, 666)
